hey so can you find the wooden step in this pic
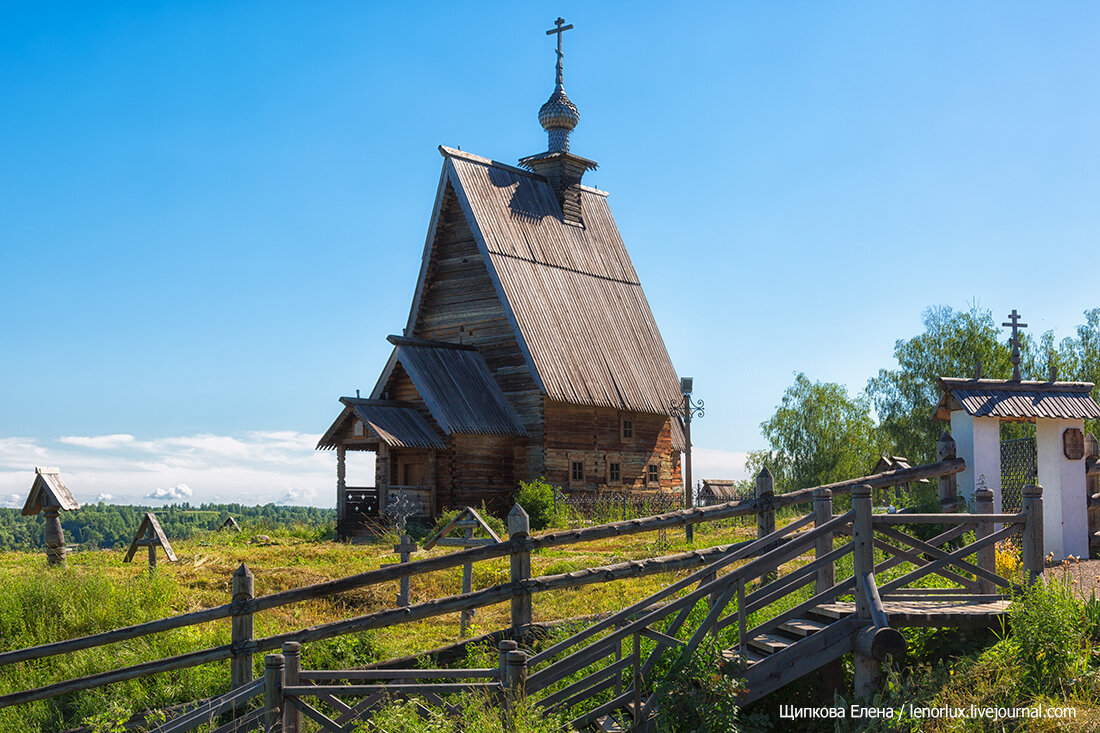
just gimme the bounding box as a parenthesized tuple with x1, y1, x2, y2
(778, 618, 830, 638)
(808, 603, 854, 621)
(748, 633, 794, 655)
(722, 648, 767, 667)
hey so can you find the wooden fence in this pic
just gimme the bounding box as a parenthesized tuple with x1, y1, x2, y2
(0, 442, 969, 727)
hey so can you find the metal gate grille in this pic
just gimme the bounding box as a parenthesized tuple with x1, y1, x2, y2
(1000, 437, 1036, 512)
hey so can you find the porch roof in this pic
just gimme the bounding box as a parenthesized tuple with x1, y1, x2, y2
(933, 378, 1100, 422)
(317, 399, 446, 450)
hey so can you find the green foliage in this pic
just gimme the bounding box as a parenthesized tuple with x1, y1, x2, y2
(747, 373, 885, 494)
(358, 696, 567, 732)
(1010, 579, 1087, 694)
(866, 304, 1031, 466)
(513, 477, 560, 531)
(654, 639, 744, 732)
(428, 504, 506, 540)
(0, 502, 334, 552)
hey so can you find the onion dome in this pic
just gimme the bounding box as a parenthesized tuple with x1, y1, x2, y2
(539, 87, 580, 152)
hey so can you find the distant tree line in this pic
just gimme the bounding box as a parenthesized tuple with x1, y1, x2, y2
(746, 306, 1100, 496)
(0, 502, 335, 551)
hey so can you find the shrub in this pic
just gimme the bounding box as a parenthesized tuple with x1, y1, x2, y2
(513, 478, 559, 531)
(654, 639, 744, 732)
(1010, 578, 1085, 694)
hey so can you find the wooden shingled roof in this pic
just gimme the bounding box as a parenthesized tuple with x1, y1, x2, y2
(22, 467, 79, 516)
(933, 378, 1100, 422)
(317, 399, 446, 450)
(406, 147, 684, 421)
(373, 336, 527, 437)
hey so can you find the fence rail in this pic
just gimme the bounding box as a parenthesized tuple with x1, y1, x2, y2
(0, 450, 971, 724)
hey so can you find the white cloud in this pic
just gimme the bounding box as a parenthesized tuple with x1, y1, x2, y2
(146, 484, 193, 501)
(60, 434, 136, 450)
(276, 487, 320, 506)
(0, 431, 342, 507)
(690, 447, 750, 482)
(3, 493, 20, 508)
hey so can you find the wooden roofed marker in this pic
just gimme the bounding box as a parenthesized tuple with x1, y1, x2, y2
(22, 467, 80, 566)
(124, 512, 178, 571)
(422, 507, 503, 635)
(219, 516, 241, 532)
(1002, 309, 1028, 382)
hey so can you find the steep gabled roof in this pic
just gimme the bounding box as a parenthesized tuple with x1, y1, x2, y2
(933, 378, 1100, 422)
(372, 336, 527, 437)
(405, 146, 683, 421)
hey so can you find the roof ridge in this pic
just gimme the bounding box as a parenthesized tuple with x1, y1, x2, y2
(438, 146, 547, 181)
(940, 377, 1096, 392)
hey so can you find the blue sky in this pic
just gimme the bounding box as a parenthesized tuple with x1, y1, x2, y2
(2, 2, 1099, 506)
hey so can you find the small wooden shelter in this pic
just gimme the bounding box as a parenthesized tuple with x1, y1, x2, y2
(698, 479, 744, 506)
(319, 36, 684, 538)
(124, 512, 178, 570)
(21, 467, 79, 565)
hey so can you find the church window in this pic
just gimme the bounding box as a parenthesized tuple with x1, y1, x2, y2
(609, 462, 621, 484)
(571, 461, 584, 482)
(648, 464, 659, 485)
(621, 416, 633, 440)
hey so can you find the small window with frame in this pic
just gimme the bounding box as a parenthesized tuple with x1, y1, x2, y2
(571, 461, 584, 482)
(609, 462, 621, 484)
(620, 415, 634, 440)
(647, 464, 659, 485)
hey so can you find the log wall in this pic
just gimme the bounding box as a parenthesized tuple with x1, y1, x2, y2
(543, 400, 682, 492)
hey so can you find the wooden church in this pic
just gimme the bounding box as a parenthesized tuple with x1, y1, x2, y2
(318, 20, 684, 533)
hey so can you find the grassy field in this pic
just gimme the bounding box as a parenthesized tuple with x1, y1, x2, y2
(4, 510, 1100, 732)
(0, 513, 763, 732)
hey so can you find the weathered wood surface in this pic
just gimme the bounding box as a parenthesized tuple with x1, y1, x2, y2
(771, 457, 965, 509)
(154, 679, 263, 733)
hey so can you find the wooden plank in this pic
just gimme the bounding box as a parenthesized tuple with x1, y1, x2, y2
(538, 656, 632, 710)
(738, 617, 862, 706)
(300, 668, 498, 681)
(872, 536, 979, 591)
(876, 525, 1019, 592)
(872, 513, 1024, 525)
(283, 683, 499, 696)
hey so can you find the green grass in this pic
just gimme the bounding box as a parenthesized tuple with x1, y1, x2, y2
(0, 508, 1091, 732)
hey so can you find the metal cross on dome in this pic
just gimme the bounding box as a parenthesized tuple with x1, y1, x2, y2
(385, 488, 417, 534)
(1002, 309, 1028, 381)
(546, 17, 573, 88)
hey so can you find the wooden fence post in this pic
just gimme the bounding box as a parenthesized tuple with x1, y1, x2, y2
(281, 642, 300, 733)
(814, 488, 834, 594)
(462, 522, 475, 635)
(851, 484, 874, 620)
(498, 640, 518, 728)
(851, 483, 879, 698)
(230, 563, 255, 692)
(263, 653, 284, 732)
(755, 467, 776, 582)
(508, 504, 532, 630)
(975, 487, 995, 594)
(396, 534, 415, 608)
(1022, 484, 1044, 583)
(937, 431, 958, 512)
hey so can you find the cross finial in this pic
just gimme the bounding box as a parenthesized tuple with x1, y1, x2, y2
(1001, 309, 1028, 381)
(545, 17, 574, 91)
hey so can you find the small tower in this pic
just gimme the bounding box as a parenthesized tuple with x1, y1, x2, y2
(519, 17, 598, 224)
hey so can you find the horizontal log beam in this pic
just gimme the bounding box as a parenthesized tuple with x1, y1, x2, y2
(872, 513, 1024, 525)
(771, 458, 966, 510)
